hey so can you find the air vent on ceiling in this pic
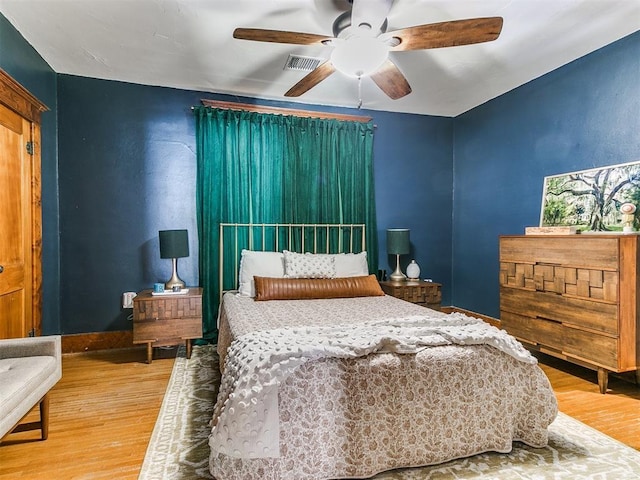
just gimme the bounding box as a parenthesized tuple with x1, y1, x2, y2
(284, 55, 323, 72)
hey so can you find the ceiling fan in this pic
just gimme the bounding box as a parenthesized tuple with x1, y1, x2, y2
(233, 0, 503, 100)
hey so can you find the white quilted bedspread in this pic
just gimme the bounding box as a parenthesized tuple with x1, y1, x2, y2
(210, 312, 536, 459)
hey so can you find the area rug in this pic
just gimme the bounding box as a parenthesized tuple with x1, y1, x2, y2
(139, 345, 640, 480)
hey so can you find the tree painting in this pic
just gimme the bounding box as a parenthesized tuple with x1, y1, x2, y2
(541, 161, 640, 231)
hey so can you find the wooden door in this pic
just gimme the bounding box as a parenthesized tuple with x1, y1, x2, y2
(0, 104, 32, 337)
(0, 69, 47, 339)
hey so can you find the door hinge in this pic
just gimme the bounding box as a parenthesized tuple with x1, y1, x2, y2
(28, 328, 35, 337)
(26, 141, 34, 155)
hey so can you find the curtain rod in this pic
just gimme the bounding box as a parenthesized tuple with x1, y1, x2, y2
(194, 99, 374, 124)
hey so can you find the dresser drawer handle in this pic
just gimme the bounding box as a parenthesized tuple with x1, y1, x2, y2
(535, 315, 561, 324)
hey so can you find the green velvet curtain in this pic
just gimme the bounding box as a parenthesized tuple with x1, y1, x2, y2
(194, 106, 378, 340)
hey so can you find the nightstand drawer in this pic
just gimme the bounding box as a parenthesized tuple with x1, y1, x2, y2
(133, 295, 202, 321)
(379, 281, 442, 310)
(133, 316, 202, 343)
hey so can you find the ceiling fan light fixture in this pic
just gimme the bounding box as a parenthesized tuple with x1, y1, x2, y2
(330, 36, 388, 78)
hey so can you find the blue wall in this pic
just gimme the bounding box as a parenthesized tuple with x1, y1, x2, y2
(373, 110, 453, 283)
(57, 79, 202, 332)
(0, 14, 60, 334)
(452, 31, 640, 317)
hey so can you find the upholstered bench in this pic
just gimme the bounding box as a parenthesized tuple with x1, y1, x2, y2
(0, 335, 62, 442)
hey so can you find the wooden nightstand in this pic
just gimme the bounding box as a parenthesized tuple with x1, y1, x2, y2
(379, 280, 442, 311)
(132, 287, 203, 363)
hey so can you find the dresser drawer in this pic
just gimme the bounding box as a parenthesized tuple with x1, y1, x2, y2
(501, 311, 564, 351)
(500, 236, 619, 270)
(562, 326, 618, 369)
(500, 287, 618, 335)
(501, 310, 619, 369)
(500, 261, 618, 302)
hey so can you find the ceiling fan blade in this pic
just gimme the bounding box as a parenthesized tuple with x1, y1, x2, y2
(370, 59, 412, 100)
(285, 61, 337, 97)
(384, 17, 503, 51)
(233, 28, 332, 46)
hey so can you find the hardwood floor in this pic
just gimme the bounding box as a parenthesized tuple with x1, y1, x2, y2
(0, 347, 176, 480)
(536, 352, 640, 451)
(0, 347, 638, 479)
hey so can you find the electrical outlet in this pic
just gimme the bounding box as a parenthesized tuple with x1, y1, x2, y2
(122, 291, 136, 309)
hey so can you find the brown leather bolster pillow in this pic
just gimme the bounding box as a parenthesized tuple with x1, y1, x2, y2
(254, 274, 384, 301)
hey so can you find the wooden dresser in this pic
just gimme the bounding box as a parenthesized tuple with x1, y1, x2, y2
(499, 235, 640, 393)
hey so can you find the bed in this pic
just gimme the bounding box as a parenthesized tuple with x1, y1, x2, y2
(209, 224, 558, 480)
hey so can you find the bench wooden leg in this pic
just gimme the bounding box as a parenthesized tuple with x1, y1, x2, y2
(6, 393, 51, 441)
(40, 393, 50, 440)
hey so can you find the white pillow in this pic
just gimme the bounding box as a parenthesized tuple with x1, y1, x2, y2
(238, 250, 285, 297)
(334, 251, 369, 277)
(313, 251, 369, 277)
(283, 250, 336, 279)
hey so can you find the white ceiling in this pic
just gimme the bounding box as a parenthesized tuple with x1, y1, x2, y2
(1, 0, 638, 117)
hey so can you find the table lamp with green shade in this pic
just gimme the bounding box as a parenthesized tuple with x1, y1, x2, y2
(387, 228, 409, 282)
(159, 229, 189, 289)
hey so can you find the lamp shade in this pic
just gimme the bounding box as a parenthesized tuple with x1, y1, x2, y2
(386, 229, 410, 255)
(159, 229, 189, 258)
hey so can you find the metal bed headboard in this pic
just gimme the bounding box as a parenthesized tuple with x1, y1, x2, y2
(218, 223, 366, 294)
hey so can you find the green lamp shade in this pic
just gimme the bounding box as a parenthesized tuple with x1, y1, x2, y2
(387, 229, 410, 255)
(159, 229, 189, 258)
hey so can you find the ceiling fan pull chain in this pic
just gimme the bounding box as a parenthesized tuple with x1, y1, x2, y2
(357, 75, 363, 109)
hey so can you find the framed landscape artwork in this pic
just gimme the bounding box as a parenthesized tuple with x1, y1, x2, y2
(540, 160, 640, 232)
